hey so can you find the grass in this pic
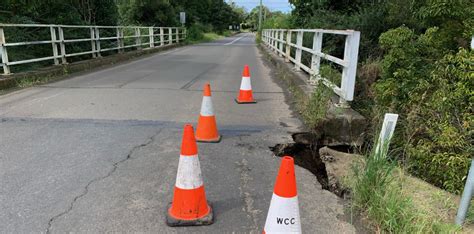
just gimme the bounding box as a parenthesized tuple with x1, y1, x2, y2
(16, 74, 62, 88)
(202, 32, 224, 42)
(186, 30, 235, 44)
(262, 47, 332, 129)
(302, 85, 332, 128)
(272, 60, 332, 128)
(350, 141, 461, 233)
(319, 64, 342, 85)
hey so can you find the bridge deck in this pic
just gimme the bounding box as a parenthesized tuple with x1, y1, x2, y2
(0, 33, 354, 232)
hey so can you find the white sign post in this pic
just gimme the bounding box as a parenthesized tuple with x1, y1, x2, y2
(180, 12, 186, 26)
(375, 113, 398, 158)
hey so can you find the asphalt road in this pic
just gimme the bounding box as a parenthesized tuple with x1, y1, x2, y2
(0, 33, 355, 233)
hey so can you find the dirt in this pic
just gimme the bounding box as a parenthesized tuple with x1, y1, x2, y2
(269, 132, 352, 197)
(269, 132, 375, 234)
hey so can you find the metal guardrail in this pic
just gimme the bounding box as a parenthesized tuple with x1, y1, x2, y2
(262, 29, 360, 106)
(0, 24, 186, 75)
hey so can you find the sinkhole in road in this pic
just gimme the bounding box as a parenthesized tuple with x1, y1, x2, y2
(269, 132, 350, 197)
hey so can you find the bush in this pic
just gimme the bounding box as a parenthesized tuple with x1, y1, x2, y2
(374, 26, 473, 193)
(186, 23, 214, 42)
(186, 24, 205, 42)
(406, 49, 473, 193)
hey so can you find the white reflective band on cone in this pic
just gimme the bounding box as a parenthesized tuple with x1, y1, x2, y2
(175, 155, 204, 189)
(240, 76, 252, 91)
(264, 193, 302, 233)
(200, 96, 214, 117)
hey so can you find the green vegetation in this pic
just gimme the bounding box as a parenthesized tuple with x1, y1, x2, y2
(0, 0, 244, 31)
(351, 142, 460, 233)
(0, 0, 245, 73)
(263, 47, 332, 128)
(376, 31, 473, 194)
(243, 6, 291, 31)
(302, 85, 332, 128)
(185, 23, 235, 43)
(260, 0, 473, 195)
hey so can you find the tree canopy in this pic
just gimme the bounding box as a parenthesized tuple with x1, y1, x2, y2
(0, 0, 245, 31)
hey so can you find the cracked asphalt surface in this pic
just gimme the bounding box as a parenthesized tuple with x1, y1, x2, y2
(0, 33, 355, 233)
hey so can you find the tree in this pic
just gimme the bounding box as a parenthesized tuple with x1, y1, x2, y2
(0, 0, 119, 25)
(246, 5, 270, 30)
(117, 0, 177, 26)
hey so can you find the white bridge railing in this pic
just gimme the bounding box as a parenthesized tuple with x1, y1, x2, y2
(262, 29, 360, 106)
(0, 24, 186, 75)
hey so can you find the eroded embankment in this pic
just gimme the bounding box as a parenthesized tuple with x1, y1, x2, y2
(270, 132, 352, 198)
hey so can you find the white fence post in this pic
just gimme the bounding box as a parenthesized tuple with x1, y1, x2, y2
(279, 30, 284, 57)
(269, 30, 272, 46)
(295, 31, 303, 71)
(267, 30, 269, 44)
(135, 27, 141, 49)
(58, 26, 67, 64)
(275, 31, 278, 50)
(116, 27, 123, 53)
(266, 30, 268, 43)
(116, 27, 120, 52)
(94, 27, 101, 57)
(263, 30, 266, 44)
(265, 30, 268, 44)
(285, 30, 291, 63)
(340, 30, 360, 104)
(168, 28, 172, 45)
(0, 27, 10, 75)
(268, 29, 273, 50)
(263, 30, 266, 43)
(90, 27, 96, 58)
(149, 27, 154, 48)
(272, 30, 277, 50)
(269, 30, 272, 48)
(177, 28, 180, 43)
(277, 30, 281, 53)
(160, 27, 164, 46)
(267, 30, 270, 45)
(310, 32, 323, 84)
(50, 26, 59, 65)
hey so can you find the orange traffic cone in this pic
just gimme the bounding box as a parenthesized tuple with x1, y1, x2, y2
(235, 64, 257, 104)
(166, 124, 214, 226)
(263, 156, 302, 233)
(196, 83, 221, 143)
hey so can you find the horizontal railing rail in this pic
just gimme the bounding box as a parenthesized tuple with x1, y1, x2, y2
(262, 28, 360, 106)
(0, 23, 186, 75)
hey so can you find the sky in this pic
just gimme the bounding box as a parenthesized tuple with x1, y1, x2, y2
(230, 0, 293, 13)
